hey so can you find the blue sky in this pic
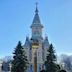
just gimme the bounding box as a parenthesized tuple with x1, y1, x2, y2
(0, 0, 72, 58)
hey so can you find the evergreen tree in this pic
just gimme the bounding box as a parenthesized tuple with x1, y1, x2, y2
(11, 41, 28, 72)
(45, 44, 60, 72)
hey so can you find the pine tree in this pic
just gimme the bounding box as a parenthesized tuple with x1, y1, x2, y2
(45, 44, 60, 72)
(11, 41, 28, 72)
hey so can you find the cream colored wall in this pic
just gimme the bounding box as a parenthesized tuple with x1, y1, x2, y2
(37, 43, 43, 63)
(31, 41, 44, 64)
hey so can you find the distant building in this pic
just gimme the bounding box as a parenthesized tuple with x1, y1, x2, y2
(2, 61, 11, 72)
(23, 5, 49, 72)
(0, 57, 11, 72)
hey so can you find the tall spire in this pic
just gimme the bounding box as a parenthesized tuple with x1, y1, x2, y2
(30, 3, 43, 28)
(35, 2, 38, 14)
(30, 3, 43, 40)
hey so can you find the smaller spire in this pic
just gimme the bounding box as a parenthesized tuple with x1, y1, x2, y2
(26, 36, 29, 41)
(24, 36, 30, 48)
(35, 2, 38, 13)
(45, 36, 48, 41)
(43, 36, 49, 47)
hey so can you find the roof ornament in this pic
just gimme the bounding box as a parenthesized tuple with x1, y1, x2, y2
(45, 34, 48, 41)
(35, 2, 38, 13)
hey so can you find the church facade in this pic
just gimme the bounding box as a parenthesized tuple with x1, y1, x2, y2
(0, 5, 50, 72)
(23, 5, 50, 72)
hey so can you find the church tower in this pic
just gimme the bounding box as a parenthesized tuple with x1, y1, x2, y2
(24, 4, 49, 72)
(30, 4, 43, 40)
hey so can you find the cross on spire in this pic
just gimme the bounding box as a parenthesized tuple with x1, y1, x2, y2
(36, 2, 38, 7)
(35, 2, 38, 13)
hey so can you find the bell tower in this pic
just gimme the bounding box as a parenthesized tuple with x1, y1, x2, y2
(30, 3, 43, 40)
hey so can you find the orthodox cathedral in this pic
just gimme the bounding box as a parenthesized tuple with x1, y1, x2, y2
(0, 5, 50, 72)
(23, 5, 49, 72)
